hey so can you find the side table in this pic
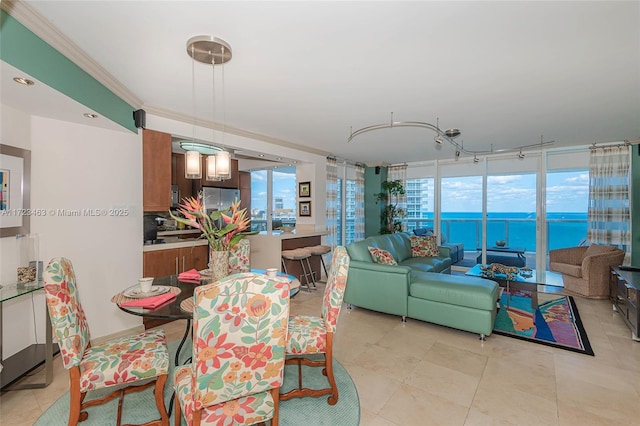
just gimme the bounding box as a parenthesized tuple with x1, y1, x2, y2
(0, 282, 56, 390)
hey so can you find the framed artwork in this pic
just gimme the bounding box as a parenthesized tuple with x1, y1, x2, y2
(0, 144, 31, 237)
(298, 181, 311, 198)
(299, 201, 311, 217)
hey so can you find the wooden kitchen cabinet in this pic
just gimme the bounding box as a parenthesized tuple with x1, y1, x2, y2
(172, 153, 194, 203)
(143, 245, 209, 277)
(143, 129, 172, 212)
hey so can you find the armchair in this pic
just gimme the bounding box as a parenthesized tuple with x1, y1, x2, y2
(549, 244, 625, 298)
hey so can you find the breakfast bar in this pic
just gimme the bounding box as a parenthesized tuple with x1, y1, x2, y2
(247, 230, 329, 283)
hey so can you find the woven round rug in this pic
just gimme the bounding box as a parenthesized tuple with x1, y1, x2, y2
(34, 339, 359, 425)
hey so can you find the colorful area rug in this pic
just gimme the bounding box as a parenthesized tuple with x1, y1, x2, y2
(494, 289, 594, 356)
(34, 339, 360, 425)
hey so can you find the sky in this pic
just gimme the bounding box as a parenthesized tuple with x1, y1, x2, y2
(250, 167, 297, 216)
(440, 170, 589, 213)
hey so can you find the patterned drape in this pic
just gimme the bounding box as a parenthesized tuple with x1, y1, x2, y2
(388, 164, 408, 232)
(588, 145, 630, 261)
(326, 157, 338, 248)
(354, 164, 365, 241)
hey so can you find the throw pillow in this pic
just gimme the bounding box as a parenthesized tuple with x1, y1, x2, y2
(582, 244, 615, 261)
(409, 235, 440, 257)
(368, 246, 397, 265)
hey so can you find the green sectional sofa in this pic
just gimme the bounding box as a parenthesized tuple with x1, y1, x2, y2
(344, 232, 500, 338)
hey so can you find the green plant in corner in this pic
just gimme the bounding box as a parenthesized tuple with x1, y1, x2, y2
(375, 179, 406, 234)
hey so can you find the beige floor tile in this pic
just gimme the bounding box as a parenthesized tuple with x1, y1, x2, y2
(422, 341, 489, 378)
(404, 359, 481, 407)
(557, 375, 640, 424)
(378, 383, 470, 426)
(471, 380, 559, 425)
(346, 363, 402, 415)
(351, 342, 423, 382)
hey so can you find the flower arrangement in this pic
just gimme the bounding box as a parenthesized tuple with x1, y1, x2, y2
(169, 192, 255, 251)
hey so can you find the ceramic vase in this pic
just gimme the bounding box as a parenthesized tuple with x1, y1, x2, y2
(209, 248, 230, 282)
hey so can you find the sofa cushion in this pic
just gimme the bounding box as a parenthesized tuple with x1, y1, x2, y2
(582, 244, 616, 261)
(400, 256, 451, 272)
(549, 262, 583, 278)
(409, 235, 439, 257)
(368, 247, 397, 265)
(409, 272, 498, 311)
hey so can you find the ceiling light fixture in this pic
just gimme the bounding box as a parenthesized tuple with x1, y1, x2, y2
(518, 150, 525, 159)
(473, 155, 479, 163)
(184, 39, 202, 179)
(186, 35, 233, 181)
(83, 113, 98, 119)
(348, 112, 555, 159)
(13, 77, 34, 86)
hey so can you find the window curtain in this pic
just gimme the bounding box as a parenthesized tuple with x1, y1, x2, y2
(354, 164, 365, 241)
(326, 156, 338, 249)
(388, 164, 408, 232)
(587, 145, 631, 261)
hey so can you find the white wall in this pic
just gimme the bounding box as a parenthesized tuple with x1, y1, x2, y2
(1, 107, 143, 357)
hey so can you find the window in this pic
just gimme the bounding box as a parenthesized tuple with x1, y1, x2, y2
(546, 170, 589, 251)
(250, 167, 297, 231)
(440, 175, 483, 251)
(405, 178, 434, 232)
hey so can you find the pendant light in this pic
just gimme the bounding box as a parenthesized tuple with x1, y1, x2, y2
(185, 41, 201, 179)
(186, 35, 233, 181)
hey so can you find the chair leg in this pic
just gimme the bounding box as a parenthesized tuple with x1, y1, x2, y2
(68, 369, 83, 426)
(174, 392, 182, 426)
(324, 335, 338, 406)
(154, 375, 169, 425)
(270, 387, 280, 425)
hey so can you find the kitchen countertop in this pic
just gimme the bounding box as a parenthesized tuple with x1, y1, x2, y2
(143, 238, 207, 252)
(157, 229, 200, 236)
(248, 230, 329, 239)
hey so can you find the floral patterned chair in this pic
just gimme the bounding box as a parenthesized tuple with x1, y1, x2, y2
(42, 257, 170, 426)
(280, 245, 350, 405)
(173, 272, 290, 425)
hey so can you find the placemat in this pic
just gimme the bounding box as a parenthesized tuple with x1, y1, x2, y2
(111, 286, 181, 304)
(180, 297, 194, 313)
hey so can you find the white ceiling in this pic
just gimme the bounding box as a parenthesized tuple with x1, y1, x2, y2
(6, 1, 640, 164)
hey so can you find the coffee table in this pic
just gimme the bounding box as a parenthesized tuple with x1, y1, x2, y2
(466, 264, 558, 308)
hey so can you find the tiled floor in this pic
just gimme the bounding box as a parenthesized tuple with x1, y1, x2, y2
(2, 282, 640, 425)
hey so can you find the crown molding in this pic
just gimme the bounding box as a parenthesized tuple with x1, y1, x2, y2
(143, 105, 331, 158)
(1, 0, 143, 108)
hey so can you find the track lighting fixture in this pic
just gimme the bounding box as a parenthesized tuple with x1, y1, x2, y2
(473, 155, 479, 163)
(518, 150, 525, 159)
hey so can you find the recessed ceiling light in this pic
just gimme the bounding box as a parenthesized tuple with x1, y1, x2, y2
(276, 157, 282, 161)
(292, 161, 297, 164)
(83, 113, 98, 119)
(258, 154, 264, 157)
(13, 77, 34, 86)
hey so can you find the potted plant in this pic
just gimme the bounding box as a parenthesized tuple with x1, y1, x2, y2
(375, 179, 406, 234)
(169, 192, 256, 280)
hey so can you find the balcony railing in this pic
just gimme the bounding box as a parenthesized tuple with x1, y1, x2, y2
(406, 217, 587, 253)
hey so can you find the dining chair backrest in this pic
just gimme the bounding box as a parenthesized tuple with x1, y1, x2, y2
(191, 272, 290, 409)
(320, 246, 350, 333)
(43, 257, 91, 369)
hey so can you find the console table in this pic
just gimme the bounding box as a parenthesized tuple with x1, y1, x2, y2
(610, 267, 640, 341)
(0, 282, 56, 389)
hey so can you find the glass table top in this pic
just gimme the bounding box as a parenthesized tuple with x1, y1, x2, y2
(0, 281, 44, 303)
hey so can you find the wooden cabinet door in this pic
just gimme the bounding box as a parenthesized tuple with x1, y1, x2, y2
(143, 249, 179, 277)
(172, 153, 194, 203)
(143, 129, 172, 212)
(181, 245, 209, 272)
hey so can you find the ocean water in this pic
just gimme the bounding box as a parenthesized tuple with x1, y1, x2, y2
(411, 212, 587, 252)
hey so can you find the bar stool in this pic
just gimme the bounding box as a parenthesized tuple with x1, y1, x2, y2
(306, 244, 332, 282)
(281, 248, 316, 291)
